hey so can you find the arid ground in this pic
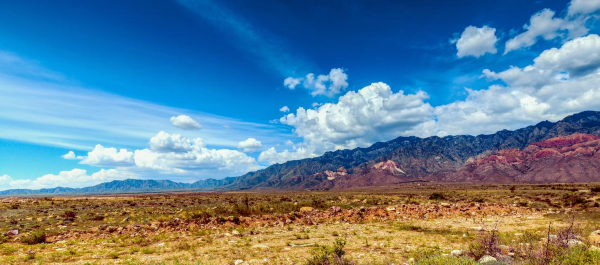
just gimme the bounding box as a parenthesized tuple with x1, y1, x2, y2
(1, 184, 600, 264)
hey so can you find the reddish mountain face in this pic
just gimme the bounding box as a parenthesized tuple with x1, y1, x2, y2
(287, 134, 600, 190)
(278, 160, 415, 190)
(444, 134, 600, 183)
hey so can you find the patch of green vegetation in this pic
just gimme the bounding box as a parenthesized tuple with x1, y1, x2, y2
(21, 231, 46, 245)
(413, 247, 476, 265)
(429, 193, 446, 200)
(550, 246, 600, 265)
(306, 238, 352, 265)
(416, 254, 476, 265)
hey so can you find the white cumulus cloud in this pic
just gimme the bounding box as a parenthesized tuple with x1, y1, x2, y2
(237, 138, 263, 152)
(131, 132, 261, 177)
(150, 131, 200, 153)
(61, 151, 81, 160)
(455, 25, 498, 58)
(568, 0, 600, 16)
(258, 145, 316, 165)
(284, 77, 302, 89)
(73, 131, 262, 179)
(260, 82, 434, 164)
(170, 115, 202, 130)
(0, 169, 134, 191)
(504, 2, 598, 54)
(80, 144, 135, 167)
(283, 68, 349, 97)
(279, 106, 290, 112)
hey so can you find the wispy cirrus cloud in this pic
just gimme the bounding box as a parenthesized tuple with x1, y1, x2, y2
(0, 50, 290, 152)
(177, 0, 314, 77)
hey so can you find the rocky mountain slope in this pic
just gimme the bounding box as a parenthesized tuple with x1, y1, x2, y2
(228, 111, 600, 190)
(443, 133, 600, 183)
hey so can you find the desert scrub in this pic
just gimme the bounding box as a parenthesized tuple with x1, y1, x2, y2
(21, 231, 46, 245)
(468, 227, 500, 260)
(306, 238, 353, 265)
(0, 234, 8, 244)
(415, 255, 476, 265)
(413, 248, 476, 265)
(429, 193, 446, 200)
(550, 246, 600, 264)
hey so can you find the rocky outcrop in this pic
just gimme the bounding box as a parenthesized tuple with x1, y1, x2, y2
(229, 111, 600, 189)
(445, 134, 600, 183)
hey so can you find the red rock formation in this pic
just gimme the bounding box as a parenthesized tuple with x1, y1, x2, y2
(446, 133, 600, 183)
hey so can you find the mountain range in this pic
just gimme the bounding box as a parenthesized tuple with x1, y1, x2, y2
(2, 111, 600, 195)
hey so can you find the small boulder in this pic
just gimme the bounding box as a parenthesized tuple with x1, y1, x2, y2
(590, 230, 600, 246)
(300, 207, 314, 212)
(567, 239, 585, 247)
(251, 244, 270, 249)
(451, 249, 462, 256)
(479, 255, 497, 264)
(7, 229, 19, 236)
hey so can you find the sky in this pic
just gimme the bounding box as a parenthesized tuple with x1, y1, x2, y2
(1, 0, 600, 190)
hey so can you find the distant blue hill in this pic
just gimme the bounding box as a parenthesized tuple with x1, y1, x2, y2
(0, 178, 235, 196)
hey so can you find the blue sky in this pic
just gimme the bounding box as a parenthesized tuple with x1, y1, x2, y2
(1, 0, 600, 190)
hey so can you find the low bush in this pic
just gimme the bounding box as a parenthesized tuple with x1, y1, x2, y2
(306, 238, 352, 265)
(468, 227, 500, 260)
(21, 231, 46, 245)
(550, 246, 600, 265)
(415, 254, 476, 265)
(429, 193, 446, 200)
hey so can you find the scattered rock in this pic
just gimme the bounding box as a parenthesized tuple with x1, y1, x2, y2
(567, 239, 585, 247)
(330, 206, 341, 212)
(300, 207, 314, 212)
(234, 260, 244, 265)
(479, 255, 497, 263)
(451, 249, 462, 256)
(590, 230, 600, 246)
(232, 230, 240, 236)
(289, 243, 315, 247)
(6, 229, 19, 236)
(251, 244, 269, 249)
(499, 244, 510, 255)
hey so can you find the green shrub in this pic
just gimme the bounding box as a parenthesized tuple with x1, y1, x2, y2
(529, 201, 549, 209)
(306, 238, 352, 265)
(429, 193, 446, 200)
(416, 254, 476, 265)
(21, 231, 46, 245)
(550, 246, 600, 264)
(63, 210, 77, 221)
(413, 247, 476, 265)
(468, 228, 500, 260)
(0, 234, 8, 244)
